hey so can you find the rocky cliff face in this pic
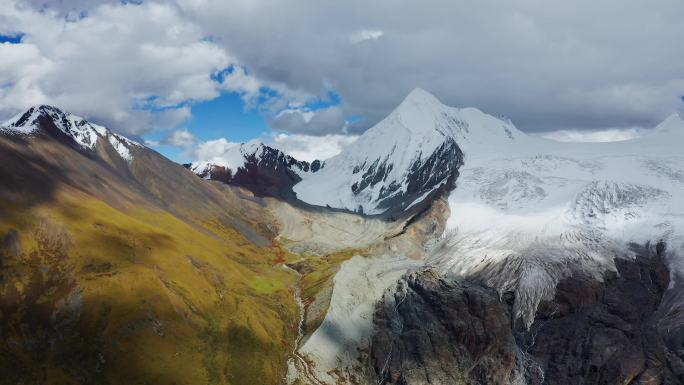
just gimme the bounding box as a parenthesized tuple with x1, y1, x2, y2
(370, 138, 463, 217)
(370, 243, 684, 385)
(517, 242, 684, 385)
(371, 268, 515, 385)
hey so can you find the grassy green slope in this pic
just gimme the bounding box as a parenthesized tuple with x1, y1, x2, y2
(0, 130, 370, 385)
(0, 188, 299, 385)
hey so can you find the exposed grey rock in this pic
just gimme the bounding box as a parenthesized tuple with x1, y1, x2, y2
(371, 243, 684, 385)
(358, 138, 463, 218)
(517, 242, 684, 385)
(371, 268, 515, 385)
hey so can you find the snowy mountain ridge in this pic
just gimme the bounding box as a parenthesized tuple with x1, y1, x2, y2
(189, 140, 322, 178)
(0, 105, 141, 161)
(187, 139, 324, 199)
(186, 88, 522, 215)
(294, 88, 522, 215)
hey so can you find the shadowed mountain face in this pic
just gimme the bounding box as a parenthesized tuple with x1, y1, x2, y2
(371, 242, 684, 385)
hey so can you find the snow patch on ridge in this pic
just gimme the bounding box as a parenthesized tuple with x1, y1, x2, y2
(0, 105, 141, 162)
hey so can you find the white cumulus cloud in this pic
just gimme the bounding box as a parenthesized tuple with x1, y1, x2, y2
(191, 137, 242, 166)
(0, 1, 268, 136)
(269, 133, 358, 162)
(348, 29, 384, 44)
(165, 129, 197, 148)
(6, 0, 684, 137)
(539, 128, 642, 143)
(269, 106, 346, 135)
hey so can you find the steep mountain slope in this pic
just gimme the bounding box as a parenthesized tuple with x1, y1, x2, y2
(0, 106, 307, 385)
(1, 105, 277, 239)
(293, 88, 521, 216)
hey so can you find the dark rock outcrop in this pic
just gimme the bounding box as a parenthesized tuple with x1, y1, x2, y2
(371, 268, 515, 385)
(362, 138, 464, 218)
(518, 242, 684, 385)
(184, 145, 322, 201)
(371, 243, 684, 385)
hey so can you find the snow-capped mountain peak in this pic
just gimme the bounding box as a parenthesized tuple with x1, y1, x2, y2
(187, 140, 324, 199)
(391, 87, 446, 134)
(652, 112, 684, 135)
(385, 88, 524, 144)
(293, 88, 524, 215)
(1, 105, 141, 161)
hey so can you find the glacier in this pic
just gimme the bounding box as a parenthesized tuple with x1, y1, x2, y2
(430, 111, 684, 325)
(292, 90, 684, 383)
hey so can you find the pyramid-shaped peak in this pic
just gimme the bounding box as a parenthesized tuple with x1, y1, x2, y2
(400, 88, 443, 108)
(2, 104, 73, 130)
(34, 104, 66, 114)
(384, 88, 448, 135)
(654, 112, 684, 132)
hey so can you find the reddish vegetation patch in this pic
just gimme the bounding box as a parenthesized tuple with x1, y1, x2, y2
(270, 239, 286, 265)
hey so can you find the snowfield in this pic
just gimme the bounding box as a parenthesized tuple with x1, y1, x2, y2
(430, 112, 684, 325)
(294, 88, 520, 215)
(294, 90, 684, 381)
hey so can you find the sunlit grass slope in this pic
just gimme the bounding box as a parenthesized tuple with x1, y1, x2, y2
(0, 189, 299, 385)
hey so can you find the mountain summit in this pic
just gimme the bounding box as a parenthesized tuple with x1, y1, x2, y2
(293, 88, 520, 216)
(185, 88, 523, 216)
(1, 105, 141, 161)
(186, 140, 323, 200)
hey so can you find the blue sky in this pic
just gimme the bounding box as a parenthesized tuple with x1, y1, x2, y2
(0, 33, 23, 44)
(2, 0, 683, 166)
(142, 93, 271, 163)
(139, 89, 349, 163)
